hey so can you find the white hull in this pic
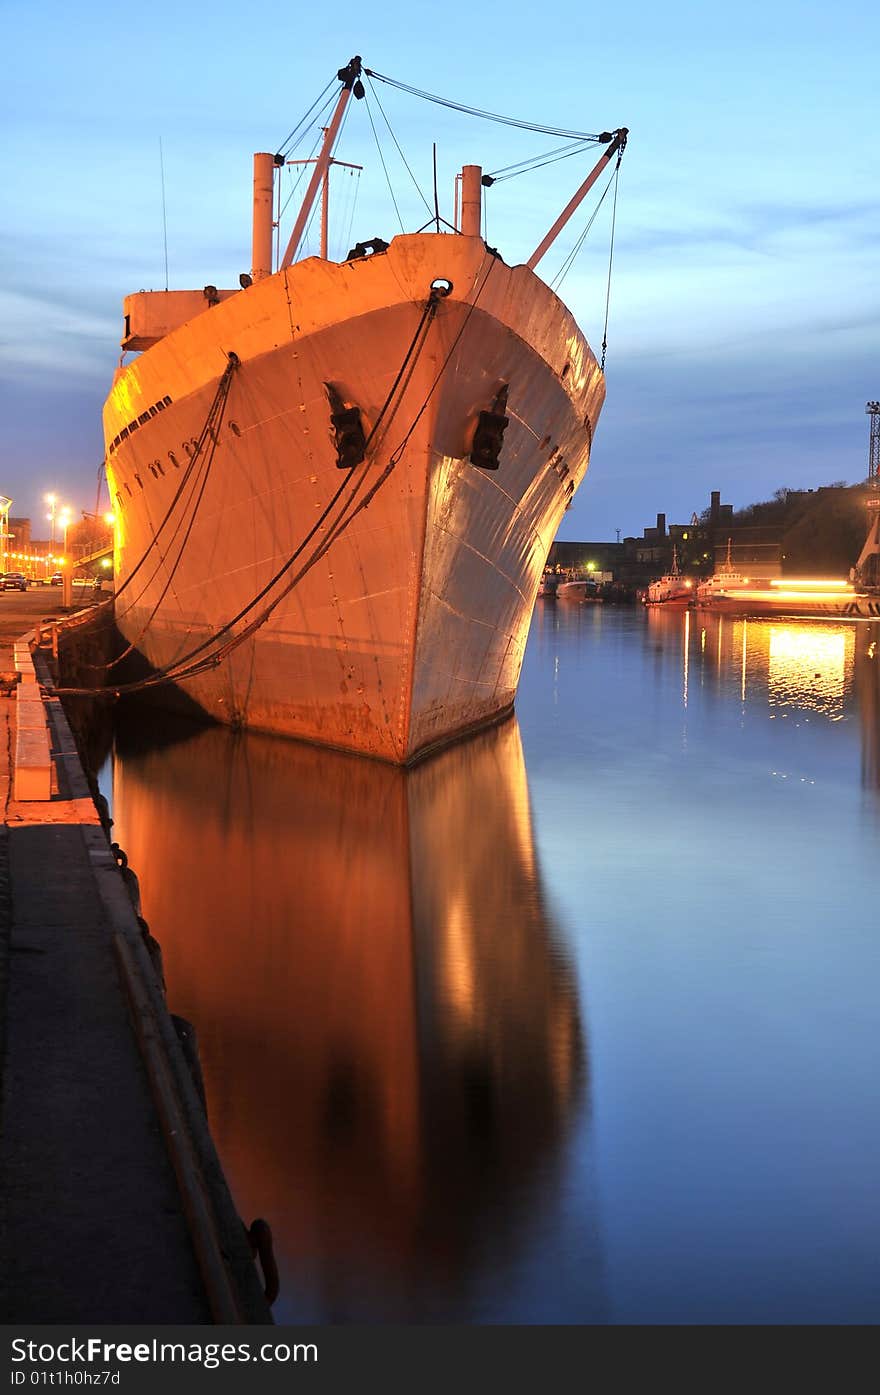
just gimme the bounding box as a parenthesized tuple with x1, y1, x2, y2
(695, 575, 750, 604)
(644, 580, 692, 606)
(105, 235, 605, 762)
(555, 580, 599, 601)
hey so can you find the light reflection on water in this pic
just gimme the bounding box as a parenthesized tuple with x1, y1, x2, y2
(519, 602, 880, 1324)
(103, 603, 880, 1323)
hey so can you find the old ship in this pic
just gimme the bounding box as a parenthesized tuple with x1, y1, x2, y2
(103, 57, 626, 762)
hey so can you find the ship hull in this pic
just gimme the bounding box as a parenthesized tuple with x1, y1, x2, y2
(104, 235, 604, 762)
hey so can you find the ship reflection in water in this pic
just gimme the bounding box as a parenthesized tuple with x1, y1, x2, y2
(108, 713, 599, 1323)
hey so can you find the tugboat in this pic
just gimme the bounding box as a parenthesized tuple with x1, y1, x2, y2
(643, 547, 693, 607)
(695, 538, 751, 605)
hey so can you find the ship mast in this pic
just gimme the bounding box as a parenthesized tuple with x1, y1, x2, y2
(282, 129, 363, 261)
(279, 56, 365, 270)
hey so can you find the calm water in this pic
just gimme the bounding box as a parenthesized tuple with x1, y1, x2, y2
(100, 603, 880, 1324)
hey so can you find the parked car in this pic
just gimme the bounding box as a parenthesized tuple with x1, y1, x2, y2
(1, 572, 28, 591)
(49, 571, 63, 586)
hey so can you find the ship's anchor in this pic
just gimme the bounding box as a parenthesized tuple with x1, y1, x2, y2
(470, 384, 510, 471)
(325, 383, 367, 469)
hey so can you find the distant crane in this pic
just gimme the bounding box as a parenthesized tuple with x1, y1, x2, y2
(867, 401, 880, 487)
(853, 401, 880, 587)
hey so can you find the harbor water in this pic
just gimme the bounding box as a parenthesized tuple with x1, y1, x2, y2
(97, 602, 880, 1324)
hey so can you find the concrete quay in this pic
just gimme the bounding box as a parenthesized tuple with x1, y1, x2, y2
(0, 592, 271, 1324)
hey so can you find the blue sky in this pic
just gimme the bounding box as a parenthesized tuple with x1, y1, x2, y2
(1, 0, 877, 541)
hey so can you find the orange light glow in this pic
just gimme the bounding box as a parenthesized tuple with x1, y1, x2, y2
(754, 587, 854, 603)
(769, 577, 851, 590)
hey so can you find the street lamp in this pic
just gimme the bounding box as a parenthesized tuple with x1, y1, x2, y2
(59, 507, 72, 561)
(45, 493, 57, 549)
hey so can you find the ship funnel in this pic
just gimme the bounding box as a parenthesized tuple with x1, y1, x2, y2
(460, 165, 482, 238)
(252, 152, 275, 281)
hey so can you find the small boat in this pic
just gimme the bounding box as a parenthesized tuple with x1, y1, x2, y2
(643, 548, 693, 607)
(555, 573, 601, 602)
(695, 539, 752, 605)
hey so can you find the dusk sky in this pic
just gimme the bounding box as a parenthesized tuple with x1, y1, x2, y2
(1, 0, 877, 542)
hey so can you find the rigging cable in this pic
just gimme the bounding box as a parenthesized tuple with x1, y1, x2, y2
(82, 358, 239, 671)
(362, 85, 406, 233)
(342, 168, 361, 258)
(364, 69, 603, 141)
(277, 117, 329, 222)
(550, 166, 616, 292)
(103, 365, 235, 668)
(364, 75, 435, 222)
(113, 367, 235, 620)
(600, 150, 623, 372)
(486, 138, 598, 184)
(109, 359, 239, 611)
(274, 78, 336, 156)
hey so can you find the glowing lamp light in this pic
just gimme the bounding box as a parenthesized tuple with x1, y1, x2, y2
(770, 577, 851, 591)
(104, 512, 116, 526)
(100, 558, 112, 569)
